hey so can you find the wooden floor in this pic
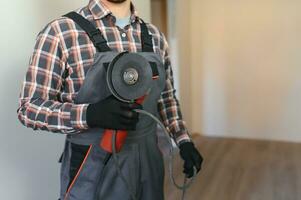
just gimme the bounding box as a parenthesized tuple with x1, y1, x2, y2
(162, 136, 301, 200)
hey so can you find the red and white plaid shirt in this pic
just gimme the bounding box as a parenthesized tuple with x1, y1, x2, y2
(17, 0, 191, 145)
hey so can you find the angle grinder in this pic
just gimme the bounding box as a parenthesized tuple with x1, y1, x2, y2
(101, 52, 159, 153)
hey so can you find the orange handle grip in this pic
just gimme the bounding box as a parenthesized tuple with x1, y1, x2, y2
(100, 129, 128, 153)
(100, 96, 146, 153)
(135, 95, 146, 105)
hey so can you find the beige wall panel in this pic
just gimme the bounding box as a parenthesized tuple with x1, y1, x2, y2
(185, 0, 301, 141)
(175, 0, 193, 130)
(133, 0, 151, 21)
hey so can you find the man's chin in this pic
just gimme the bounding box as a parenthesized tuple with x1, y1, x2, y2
(106, 0, 127, 3)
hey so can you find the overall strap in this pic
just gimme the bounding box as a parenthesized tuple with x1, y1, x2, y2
(140, 19, 154, 52)
(63, 12, 111, 52)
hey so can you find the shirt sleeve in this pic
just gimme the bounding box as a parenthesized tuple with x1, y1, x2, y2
(157, 34, 192, 146)
(17, 22, 89, 134)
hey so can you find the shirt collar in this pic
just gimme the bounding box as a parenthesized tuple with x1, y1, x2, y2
(88, 0, 139, 23)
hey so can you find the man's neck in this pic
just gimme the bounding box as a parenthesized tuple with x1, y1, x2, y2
(101, 0, 131, 19)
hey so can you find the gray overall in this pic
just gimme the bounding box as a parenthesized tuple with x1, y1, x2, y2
(59, 12, 166, 200)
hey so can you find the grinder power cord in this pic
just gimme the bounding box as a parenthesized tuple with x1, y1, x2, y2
(106, 98, 201, 200)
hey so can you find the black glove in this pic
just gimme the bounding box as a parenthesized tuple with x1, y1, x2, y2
(179, 142, 203, 178)
(86, 95, 142, 130)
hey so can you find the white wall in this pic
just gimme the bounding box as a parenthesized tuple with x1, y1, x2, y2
(167, 0, 181, 100)
(169, 0, 193, 130)
(133, 0, 151, 21)
(180, 0, 301, 142)
(0, 0, 150, 199)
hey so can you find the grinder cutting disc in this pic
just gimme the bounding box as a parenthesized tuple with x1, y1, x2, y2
(107, 52, 153, 102)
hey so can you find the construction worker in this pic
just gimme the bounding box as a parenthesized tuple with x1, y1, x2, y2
(17, 0, 203, 199)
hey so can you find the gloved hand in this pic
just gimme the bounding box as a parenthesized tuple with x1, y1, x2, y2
(86, 95, 142, 130)
(179, 142, 203, 178)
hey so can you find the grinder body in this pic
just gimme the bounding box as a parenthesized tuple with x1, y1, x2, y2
(74, 52, 164, 153)
(100, 53, 153, 153)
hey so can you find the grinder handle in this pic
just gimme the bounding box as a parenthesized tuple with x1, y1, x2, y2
(100, 96, 146, 153)
(135, 95, 146, 105)
(100, 130, 127, 153)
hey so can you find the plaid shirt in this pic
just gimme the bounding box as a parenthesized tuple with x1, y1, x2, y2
(17, 0, 191, 145)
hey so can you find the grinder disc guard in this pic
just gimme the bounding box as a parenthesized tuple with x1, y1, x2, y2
(107, 53, 153, 102)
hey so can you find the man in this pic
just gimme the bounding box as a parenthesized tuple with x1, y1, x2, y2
(17, 0, 203, 199)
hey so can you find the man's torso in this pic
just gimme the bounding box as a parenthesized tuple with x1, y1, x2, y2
(41, 3, 166, 105)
